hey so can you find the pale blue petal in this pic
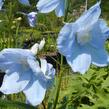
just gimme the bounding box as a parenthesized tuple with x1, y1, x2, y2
(0, 52, 27, 74)
(79, 44, 109, 67)
(40, 58, 55, 78)
(0, 62, 24, 74)
(45, 63, 55, 88)
(75, 1, 101, 31)
(23, 79, 46, 106)
(37, 0, 59, 13)
(19, 0, 30, 6)
(40, 59, 55, 87)
(27, 12, 37, 27)
(0, 0, 4, 10)
(47, 63, 55, 78)
(0, 70, 32, 94)
(27, 58, 53, 89)
(89, 19, 108, 49)
(27, 58, 45, 78)
(40, 59, 47, 75)
(55, 0, 65, 17)
(67, 53, 91, 74)
(99, 19, 109, 39)
(0, 49, 34, 73)
(87, 46, 109, 67)
(0, 54, 14, 72)
(57, 23, 77, 57)
(0, 49, 34, 62)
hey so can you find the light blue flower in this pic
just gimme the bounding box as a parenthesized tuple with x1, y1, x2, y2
(0, 48, 55, 106)
(0, 0, 4, 10)
(27, 12, 37, 27)
(57, 1, 109, 74)
(37, 0, 65, 17)
(18, 11, 37, 27)
(18, 0, 30, 6)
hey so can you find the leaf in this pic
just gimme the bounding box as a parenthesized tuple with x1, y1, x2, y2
(102, 77, 109, 88)
(78, 104, 92, 109)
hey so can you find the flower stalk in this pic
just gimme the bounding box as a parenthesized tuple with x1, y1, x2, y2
(64, 0, 70, 22)
(52, 55, 63, 109)
(53, 0, 70, 108)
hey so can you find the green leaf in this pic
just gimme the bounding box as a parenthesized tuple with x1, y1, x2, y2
(102, 77, 109, 88)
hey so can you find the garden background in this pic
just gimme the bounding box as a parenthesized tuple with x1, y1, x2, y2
(0, 0, 109, 109)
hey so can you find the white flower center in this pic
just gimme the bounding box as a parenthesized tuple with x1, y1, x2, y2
(76, 29, 91, 45)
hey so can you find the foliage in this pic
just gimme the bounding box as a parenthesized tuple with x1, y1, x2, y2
(0, 0, 109, 109)
(53, 66, 109, 109)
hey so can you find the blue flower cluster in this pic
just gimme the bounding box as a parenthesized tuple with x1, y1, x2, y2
(0, 0, 109, 107)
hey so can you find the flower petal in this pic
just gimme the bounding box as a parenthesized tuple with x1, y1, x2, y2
(23, 79, 46, 106)
(27, 12, 37, 27)
(57, 23, 77, 57)
(27, 58, 45, 78)
(99, 19, 109, 39)
(89, 19, 108, 49)
(40, 59, 55, 88)
(0, 0, 4, 10)
(0, 62, 24, 74)
(19, 0, 30, 6)
(89, 47, 109, 67)
(47, 63, 55, 78)
(37, 0, 59, 13)
(0, 53, 29, 74)
(67, 53, 91, 74)
(38, 38, 45, 51)
(55, 0, 65, 17)
(0, 49, 34, 62)
(89, 19, 109, 67)
(40, 59, 47, 75)
(0, 49, 34, 73)
(0, 69, 32, 94)
(75, 1, 101, 31)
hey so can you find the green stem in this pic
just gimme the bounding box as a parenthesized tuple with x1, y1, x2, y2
(85, 0, 88, 11)
(15, 22, 20, 47)
(52, 1, 70, 108)
(8, 2, 13, 48)
(64, 0, 70, 22)
(42, 101, 46, 109)
(52, 56, 63, 109)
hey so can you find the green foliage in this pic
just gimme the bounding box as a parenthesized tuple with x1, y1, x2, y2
(53, 66, 109, 109)
(0, 99, 35, 109)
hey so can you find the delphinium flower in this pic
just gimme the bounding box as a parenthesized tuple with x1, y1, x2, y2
(37, 0, 65, 17)
(57, 1, 109, 74)
(0, 39, 55, 106)
(18, 0, 30, 6)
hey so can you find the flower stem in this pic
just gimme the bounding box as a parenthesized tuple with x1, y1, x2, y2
(85, 0, 88, 11)
(64, 0, 70, 22)
(52, 55, 63, 109)
(42, 101, 46, 109)
(52, 0, 70, 108)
